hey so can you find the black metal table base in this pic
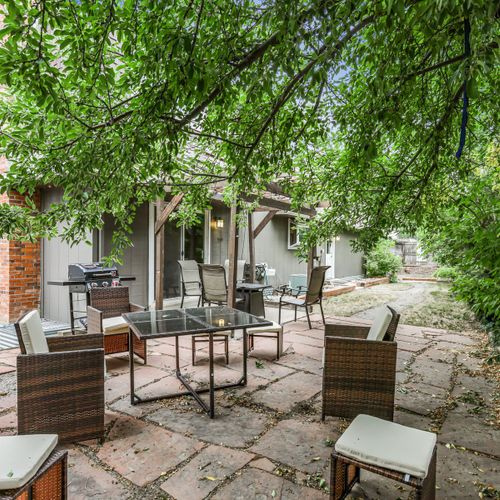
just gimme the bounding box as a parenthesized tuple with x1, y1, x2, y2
(129, 329, 248, 418)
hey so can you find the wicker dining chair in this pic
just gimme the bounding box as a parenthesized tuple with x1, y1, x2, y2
(178, 260, 202, 308)
(322, 305, 400, 421)
(278, 265, 330, 329)
(15, 310, 105, 443)
(87, 286, 147, 363)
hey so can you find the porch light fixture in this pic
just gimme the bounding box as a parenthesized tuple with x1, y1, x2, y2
(214, 217, 224, 229)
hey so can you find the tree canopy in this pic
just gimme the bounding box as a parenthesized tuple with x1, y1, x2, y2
(0, 0, 498, 261)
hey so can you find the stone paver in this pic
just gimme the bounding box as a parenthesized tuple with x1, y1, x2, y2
(68, 448, 131, 499)
(0, 284, 498, 500)
(251, 372, 321, 412)
(436, 444, 500, 498)
(439, 408, 500, 456)
(212, 468, 327, 499)
(161, 445, 254, 500)
(148, 404, 270, 448)
(97, 415, 203, 486)
(250, 419, 337, 474)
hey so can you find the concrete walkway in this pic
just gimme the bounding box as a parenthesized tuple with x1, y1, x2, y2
(0, 310, 498, 498)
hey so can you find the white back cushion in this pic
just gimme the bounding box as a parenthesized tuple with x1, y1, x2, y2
(366, 307, 393, 341)
(0, 434, 58, 489)
(18, 310, 49, 354)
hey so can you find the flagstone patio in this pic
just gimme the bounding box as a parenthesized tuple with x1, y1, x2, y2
(0, 312, 498, 499)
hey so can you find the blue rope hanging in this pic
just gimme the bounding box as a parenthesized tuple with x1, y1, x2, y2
(456, 18, 471, 159)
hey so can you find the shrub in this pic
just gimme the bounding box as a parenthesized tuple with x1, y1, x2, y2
(365, 239, 402, 282)
(433, 266, 458, 280)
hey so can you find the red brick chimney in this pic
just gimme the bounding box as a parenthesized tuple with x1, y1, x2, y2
(0, 157, 41, 323)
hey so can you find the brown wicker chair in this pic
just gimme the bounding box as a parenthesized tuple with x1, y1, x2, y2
(322, 306, 400, 421)
(87, 286, 147, 363)
(15, 311, 105, 444)
(278, 266, 330, 329)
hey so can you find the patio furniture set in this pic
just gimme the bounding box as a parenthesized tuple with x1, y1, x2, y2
(2, 264, 437, 499)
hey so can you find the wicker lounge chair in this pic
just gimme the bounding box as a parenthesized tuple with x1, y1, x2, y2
(0, 435, 68, 500)
(87, 286, 147, 363)
(178, 259, 202, 307)
(322, 305, 400, 421)
(278, 265, 330, 329)
(15, 310, 105, 443)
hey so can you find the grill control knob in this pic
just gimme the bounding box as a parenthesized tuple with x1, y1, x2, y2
(91, 282, 98, 288)
(102, 281, 109, 287)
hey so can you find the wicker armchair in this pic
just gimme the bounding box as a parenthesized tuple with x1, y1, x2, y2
(87, 286, 147, 363)
(278, 265, 330, 329)
(322, 306, 400, 421)
(15, 310, 104, 444)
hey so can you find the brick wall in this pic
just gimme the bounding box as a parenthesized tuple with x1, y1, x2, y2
(0, 157, 41, 323)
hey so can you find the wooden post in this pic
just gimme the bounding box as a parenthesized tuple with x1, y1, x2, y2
(154, 201, 166, 310)
(253, 210, 277, 239)
(154, 194, 185, 310)
(248, 211, 255, 282)
(307, 245, 316, 282)
(227, 204, 239, 308)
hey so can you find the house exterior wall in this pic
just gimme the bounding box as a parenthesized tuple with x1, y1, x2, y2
(102, 203, 149, 307)
(333, 232, 364, 278)
(0, 157, 41, 323)
(41, 188, 92, 324)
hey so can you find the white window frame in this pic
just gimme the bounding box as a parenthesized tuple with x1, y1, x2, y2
(288, 217, 300, 250)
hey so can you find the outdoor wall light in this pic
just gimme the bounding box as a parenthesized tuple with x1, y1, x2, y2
(214, 217, 224, 229)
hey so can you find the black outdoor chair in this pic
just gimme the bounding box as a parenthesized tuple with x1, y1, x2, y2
(278, 265, 330, 329)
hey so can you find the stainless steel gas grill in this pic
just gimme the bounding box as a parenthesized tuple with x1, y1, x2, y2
(47, 263, 135, 333)
(67, 263, 120, 293)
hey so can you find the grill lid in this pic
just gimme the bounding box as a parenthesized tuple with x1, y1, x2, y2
(68, 263, 119, 280)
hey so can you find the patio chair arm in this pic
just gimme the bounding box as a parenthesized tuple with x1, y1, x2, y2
(87, 306, 103, 334)
(47, 334, 104, 352)
(17, 348, 105, 441)
(130, 303, 146, 312)
(325, 323, 370, 339)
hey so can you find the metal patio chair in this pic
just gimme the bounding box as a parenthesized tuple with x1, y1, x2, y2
(224, 259, 246, 283)
(177, 259, 202, 308)
(278, 265, 330, 329)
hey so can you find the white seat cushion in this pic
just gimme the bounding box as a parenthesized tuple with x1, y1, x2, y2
(335, 414, 436, 479)
(366, 307, 393, 341)
(18, 310, 49, 354)
(247, 321, 283, 334)
(102, 316, 129, 335)
(0, 434, 58, 489)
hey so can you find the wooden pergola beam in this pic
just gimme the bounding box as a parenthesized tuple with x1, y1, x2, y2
(253, 210, 278, 239)
(227, 205, 239, 308)
(248, 212, 255, 282)
(241, 193, 316, 217)
(154, 194, 184, 310)
(154, 193, 184, 234)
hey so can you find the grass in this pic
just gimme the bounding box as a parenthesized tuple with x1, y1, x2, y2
(322, 289, 397, 317)
(402, 288, 480, 332)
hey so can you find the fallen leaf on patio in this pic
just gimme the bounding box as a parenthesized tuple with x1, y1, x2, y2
(7, 471, 13, 477)
(271, 490, 276, 498)
(200, 476, 220, 481)
(311, 457, 321, 461)
(255, 360, 264, 369)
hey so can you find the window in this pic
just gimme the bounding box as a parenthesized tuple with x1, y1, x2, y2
(288, 218, 300, 249)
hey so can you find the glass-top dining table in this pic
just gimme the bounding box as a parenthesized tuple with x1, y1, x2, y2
(123, 306, 272, 418)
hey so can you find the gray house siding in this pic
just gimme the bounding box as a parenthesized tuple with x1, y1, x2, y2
(333, 232, 364, 278)
(41, 188, 93, 323)
(102, 203, 149, 306)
